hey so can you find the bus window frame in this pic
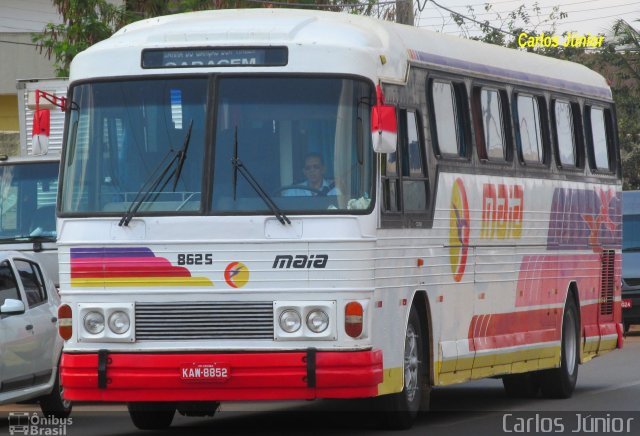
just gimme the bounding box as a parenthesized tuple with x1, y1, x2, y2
(381, 107, 430, 229)
(584, 103, 617, 175)
(512, 91, 550, 168)
(550, 97, 584, 172)
(427, 76, 471, 161)
(471, 85, 512, 164)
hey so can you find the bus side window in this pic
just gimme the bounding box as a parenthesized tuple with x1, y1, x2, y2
(381, 109, 428, 227)
(552, 99, 581, 169)
(429, 79, 468, 159)
(473, 87, 509, 162)
(585, 105, 615, 172)
(514, 93, 546, 165)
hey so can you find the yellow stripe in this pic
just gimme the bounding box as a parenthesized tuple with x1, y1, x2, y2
(436, 345, 561, 386)
(71, 277, 213, 287)
(377, 367, 403, 395)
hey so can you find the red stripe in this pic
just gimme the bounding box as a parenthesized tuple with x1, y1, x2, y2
(71, 257, 192, 279)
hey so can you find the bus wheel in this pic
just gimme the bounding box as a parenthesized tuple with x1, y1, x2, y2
(539, 297, 579, 398)
(502, 372, 539, 398)
(377, 305, 425, 429)
(127, 402, 175, 430)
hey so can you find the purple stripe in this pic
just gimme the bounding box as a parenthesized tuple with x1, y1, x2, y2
(71, 247, 155, 259)
(410, 50, 611, 100)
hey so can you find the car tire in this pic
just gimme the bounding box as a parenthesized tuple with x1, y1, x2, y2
(374, 305, 427, 430)
(39, 370, 72, 419)
(128, 402, 175, 430)
(539, 297, 579, 399)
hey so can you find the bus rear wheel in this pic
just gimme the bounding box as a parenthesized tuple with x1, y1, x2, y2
(376, 305, 427, 430)
(539, 297, 579, 399)
(128, 402, 175, 430)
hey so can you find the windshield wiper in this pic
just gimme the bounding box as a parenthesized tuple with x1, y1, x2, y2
(231, 128, 290, 226)
(119, 121, 194, 227)
(172, 120, 193, 191)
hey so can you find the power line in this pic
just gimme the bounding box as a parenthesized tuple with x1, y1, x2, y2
(418, 0, 640, 22)
(428, 0, 516, 37)
(0, 39, 39, 47)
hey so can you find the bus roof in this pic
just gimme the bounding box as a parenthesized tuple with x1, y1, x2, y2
(71, 8, 611, 101)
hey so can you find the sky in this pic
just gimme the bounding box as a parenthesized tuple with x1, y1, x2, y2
(416, 0, 640, 38)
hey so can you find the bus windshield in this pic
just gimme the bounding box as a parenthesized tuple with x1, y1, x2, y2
(0, 161, 58, 242)
(60, 76, 374, 216)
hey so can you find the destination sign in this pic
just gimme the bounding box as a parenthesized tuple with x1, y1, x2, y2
(141, 47, 288, 68)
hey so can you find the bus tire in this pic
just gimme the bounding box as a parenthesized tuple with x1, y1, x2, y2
(128, 402, 175, 430)
(376, 305, 426, 430)
(39, 368, 72, 419)
(539, 297, 579, 399)
(502, 372, 539, 398)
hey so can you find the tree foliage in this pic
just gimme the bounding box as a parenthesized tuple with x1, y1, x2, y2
(450, 3, 640, 190)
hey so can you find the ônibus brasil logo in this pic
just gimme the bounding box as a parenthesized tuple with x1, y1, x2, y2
(449, 177, 470, 282)
(224, 262, 250, 288)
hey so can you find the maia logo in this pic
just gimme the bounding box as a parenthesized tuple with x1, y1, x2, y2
(272, 254, 328, 269)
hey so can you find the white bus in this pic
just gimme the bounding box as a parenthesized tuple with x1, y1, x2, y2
(55, 9, 622, 430)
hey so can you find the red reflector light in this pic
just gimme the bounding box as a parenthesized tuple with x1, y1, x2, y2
(345, 302, 363, 338)
(58, 304, 72, 340)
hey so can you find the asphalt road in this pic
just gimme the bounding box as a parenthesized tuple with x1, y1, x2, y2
(2, 330, 639, 435)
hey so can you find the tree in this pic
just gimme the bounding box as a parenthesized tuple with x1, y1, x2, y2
(32, 1, 130, 77)
(447, 2, 640, 190)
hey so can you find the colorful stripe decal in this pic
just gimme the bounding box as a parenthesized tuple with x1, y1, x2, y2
(71, 247, 213, 288)
(547, 187, 621, 250)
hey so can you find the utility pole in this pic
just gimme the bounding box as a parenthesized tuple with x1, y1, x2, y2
(396, 0, 415, 25)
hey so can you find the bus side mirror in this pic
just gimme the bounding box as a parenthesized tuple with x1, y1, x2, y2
(371, 83, 397, 153)
(371, 104, 397, 153)
(32, 108, 50, 155)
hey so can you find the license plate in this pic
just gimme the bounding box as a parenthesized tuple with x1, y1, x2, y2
(180, 363, 230, 382)
(622, 299, 632, 309)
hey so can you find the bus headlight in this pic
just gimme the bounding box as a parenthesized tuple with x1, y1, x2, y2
(78, 303, 135, 342)
(306, 309, 329, 333)
(274, 301, 336, 340)
(108, 311, 131, 334)
(83, 311, 105, 335)
(279, 309, 302, 333)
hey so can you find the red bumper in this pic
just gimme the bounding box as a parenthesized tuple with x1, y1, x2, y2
(61, 350, 383, 402)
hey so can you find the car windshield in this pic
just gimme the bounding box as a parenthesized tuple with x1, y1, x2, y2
(59, 76, 374, 216)
(623, 214, 640, 252)
(0, 161, 58, 241)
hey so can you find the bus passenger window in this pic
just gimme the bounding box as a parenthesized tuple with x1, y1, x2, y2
(588, 106, 610, 171)
(516, 94, 544, 164)
(403, 111, 428, 211)
(554, 100, 577, 167)
(431, 81, 461, 157)
(475, 88, 506, 161)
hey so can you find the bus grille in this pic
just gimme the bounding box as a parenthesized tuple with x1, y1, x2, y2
(135, 302, 274, 340)
(599, 250, 615, 316)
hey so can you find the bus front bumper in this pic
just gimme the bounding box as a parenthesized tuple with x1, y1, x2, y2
(61, 350, 383, 402)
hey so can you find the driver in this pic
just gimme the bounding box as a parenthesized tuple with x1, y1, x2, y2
(283, 153, 338, 196)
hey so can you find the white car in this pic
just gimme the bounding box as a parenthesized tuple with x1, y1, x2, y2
(0, 251, 71, 417)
